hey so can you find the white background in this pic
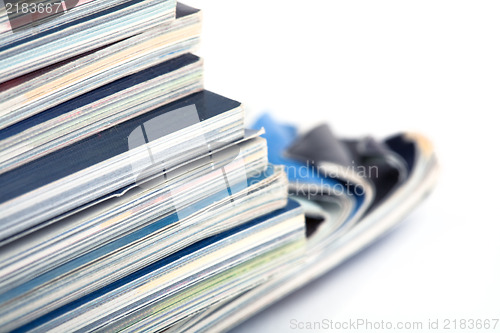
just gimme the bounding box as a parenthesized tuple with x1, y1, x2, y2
(188, 1, 500, 332)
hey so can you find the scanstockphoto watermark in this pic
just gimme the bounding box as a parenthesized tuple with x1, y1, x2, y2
(290, 318, 423, 331)
(126, 102, 380, 218)
(285, 160, 379, 181)
(289, 318, 500, 331)
(247, 161, 378, 199)
(286, 161, 378, 199)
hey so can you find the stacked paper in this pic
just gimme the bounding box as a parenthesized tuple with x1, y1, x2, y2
(0, 1, 439, 332)
(0, 2, 308, 331)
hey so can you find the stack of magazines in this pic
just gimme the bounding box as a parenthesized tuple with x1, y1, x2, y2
(0, 1, 439, 332)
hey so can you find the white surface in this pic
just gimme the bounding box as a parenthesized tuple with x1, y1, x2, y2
(188, 1, 500, 332)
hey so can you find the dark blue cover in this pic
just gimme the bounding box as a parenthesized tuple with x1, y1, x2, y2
(0, 54, 200, 140)
(0, 90, 240, 206)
